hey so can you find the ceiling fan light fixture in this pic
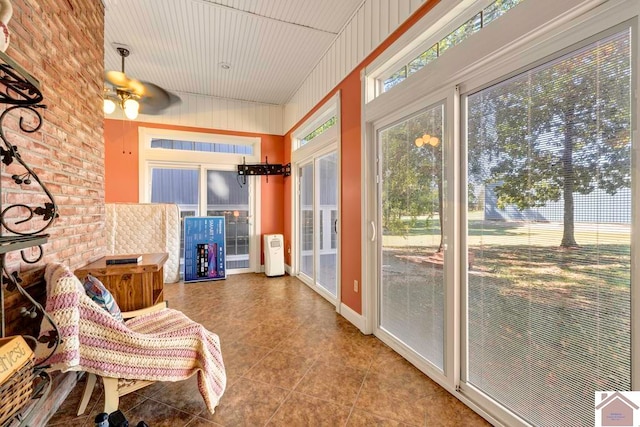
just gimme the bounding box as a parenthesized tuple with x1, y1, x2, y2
(123, 98, 139, 120)
(103, 44, 181, 119)
(103, 98, 116, 115)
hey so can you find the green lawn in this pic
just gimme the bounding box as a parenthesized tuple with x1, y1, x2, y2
(381, 214, 631, 426)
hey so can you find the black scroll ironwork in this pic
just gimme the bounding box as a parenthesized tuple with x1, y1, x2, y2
(0, 52, 44, 105)
(0, 51, 60, 371)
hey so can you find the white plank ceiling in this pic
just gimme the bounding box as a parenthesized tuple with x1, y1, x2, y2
(103, 0, 364, 106)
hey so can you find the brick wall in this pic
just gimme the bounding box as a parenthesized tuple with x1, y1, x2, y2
(2, 0, 105, 336)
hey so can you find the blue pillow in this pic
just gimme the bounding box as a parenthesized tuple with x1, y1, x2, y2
(83, 274, 124, 322)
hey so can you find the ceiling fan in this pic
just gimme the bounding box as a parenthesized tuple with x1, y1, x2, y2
(103, 46, 181, 120)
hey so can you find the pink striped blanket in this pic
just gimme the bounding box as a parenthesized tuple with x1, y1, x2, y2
(35, 263, 226, 414)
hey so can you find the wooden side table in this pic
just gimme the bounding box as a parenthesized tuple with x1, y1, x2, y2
(75, 253, 169, 312)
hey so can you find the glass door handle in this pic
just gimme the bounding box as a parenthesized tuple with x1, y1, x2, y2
(370, 221, 376, 242)
(334, 219, 338, 234)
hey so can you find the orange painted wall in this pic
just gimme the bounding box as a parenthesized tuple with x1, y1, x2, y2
(283, 0, 440, 314)
(104, 119, 285, 263)
(259, 135, 285, 264)
(105, 120, 140, 202)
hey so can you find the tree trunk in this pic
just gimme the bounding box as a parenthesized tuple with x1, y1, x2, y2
(560, 108, 578, 248)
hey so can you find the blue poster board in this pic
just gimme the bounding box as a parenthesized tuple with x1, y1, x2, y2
(184, 216, 226, 282)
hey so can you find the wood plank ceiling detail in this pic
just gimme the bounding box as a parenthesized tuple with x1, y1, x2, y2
(104, 0, 365, 105)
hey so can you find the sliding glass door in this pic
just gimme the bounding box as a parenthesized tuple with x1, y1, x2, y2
(150, 166, 256, 274)
(463, 29, 632, 426)
(378, 102, 446, 370)
(363, 2, 636, 426)
(150, 167, 199, 261)
(297, 151, 339, 301)
(206, 170, 250, 270)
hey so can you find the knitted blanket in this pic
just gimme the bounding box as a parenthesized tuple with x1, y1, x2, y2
(35, 263, 226, 414)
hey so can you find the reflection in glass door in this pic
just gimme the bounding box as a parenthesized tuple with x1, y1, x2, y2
(378, 103, 445, 370)
(297, 152, 338, 300)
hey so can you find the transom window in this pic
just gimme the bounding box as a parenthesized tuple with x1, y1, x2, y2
(151, 138, 253, 155)
(381, 0, 526, 93)
(300, 116, 336, 147)
(292, 92, 339, 153)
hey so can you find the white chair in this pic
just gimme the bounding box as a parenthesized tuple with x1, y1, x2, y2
(76, 302, 167, 415)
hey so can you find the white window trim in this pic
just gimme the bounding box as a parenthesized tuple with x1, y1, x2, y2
(139, 127, 260, 202)
(139, 127, 262, 275)
(362, 0, 638, 426)
(292, 92, 340, 152)
(139, 127, 260, 165)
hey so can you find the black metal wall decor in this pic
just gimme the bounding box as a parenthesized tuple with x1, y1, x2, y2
(0, 52, 44, 106)
(0, 50, 60, 420)
(237, 156, 291, 185)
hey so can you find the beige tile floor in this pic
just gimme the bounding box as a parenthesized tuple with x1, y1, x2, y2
(47, 274, 492, 426)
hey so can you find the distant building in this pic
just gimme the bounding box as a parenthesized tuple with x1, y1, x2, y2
(483, 183, 631, 223)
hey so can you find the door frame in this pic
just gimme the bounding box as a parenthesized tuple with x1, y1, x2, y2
(138, 128, 262, 275)
(365, 86, 459, 392)
(291, 92, 342, 309)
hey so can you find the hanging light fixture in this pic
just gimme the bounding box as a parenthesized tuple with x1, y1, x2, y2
(103, 90, 140, 119)
(103, 45, 180, 120)
(123, 97, 140, 120)
(103, 98, 116, 115)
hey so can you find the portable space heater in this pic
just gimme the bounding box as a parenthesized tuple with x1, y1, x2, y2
(263, 234, 285, 277)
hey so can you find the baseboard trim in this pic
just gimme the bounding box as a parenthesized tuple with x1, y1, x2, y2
(340, 303, 367, 333)
(285, 264, 292, 275)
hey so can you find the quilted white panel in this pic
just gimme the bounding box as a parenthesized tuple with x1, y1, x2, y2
(105, 203, 181, 283)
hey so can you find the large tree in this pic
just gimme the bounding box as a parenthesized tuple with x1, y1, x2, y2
(468, 32, 631, 248)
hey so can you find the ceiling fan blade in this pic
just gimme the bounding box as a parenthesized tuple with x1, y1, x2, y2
(105, 71, 145, 95)
(105, 71, 129, 87)
(138, 81, 181, 114)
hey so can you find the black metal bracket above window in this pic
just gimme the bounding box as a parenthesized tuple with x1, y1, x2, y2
(237, 157, 291, 185)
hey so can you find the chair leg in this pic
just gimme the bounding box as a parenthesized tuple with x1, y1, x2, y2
(103, 377, 120, 414)
(77, 373, 97, 416)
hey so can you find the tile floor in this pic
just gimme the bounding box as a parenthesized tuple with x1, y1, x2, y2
(46, 274, 492, 426)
